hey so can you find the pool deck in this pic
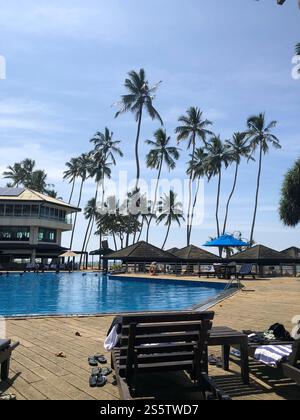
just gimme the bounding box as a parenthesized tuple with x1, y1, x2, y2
(1, 276, 300, 400)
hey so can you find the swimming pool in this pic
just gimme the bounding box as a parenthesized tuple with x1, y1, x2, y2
(0, 273, 226, 317)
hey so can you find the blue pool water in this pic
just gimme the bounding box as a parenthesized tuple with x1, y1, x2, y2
(0, 273, 225, 317)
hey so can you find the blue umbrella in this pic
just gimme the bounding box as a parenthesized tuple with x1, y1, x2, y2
(204, 234, 249, 248)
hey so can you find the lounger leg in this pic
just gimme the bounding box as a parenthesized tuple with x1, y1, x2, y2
(222, 345, 230, 371)
(240, 339, 250, 385)
(1, 358, 10, 381)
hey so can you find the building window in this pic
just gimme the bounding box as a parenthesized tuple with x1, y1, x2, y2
(38, 228, 57, 243)
(5, 205, 13, 216)
(0, 227, 30, 241)
(14, 205, 22, 216)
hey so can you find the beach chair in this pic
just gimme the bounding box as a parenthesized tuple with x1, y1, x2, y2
(24, 263, 37, 273)
(112, 311, 230, 400)
(282, 340, 300, 385)
(0, 339, 20, 382)
(199, 265, 217, 278)
(235, 264, 256, 280)
(249, 339, 300, 386)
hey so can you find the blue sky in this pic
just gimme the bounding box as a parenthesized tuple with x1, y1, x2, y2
(0, 0, 299, 253)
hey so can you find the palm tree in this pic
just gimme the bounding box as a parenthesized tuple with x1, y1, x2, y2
(63, 157, 81, 204)
(69, 153, 91, 251)
(247, 113, 281, 244)
(145, 129, 180, 242)
(21, 159, 36, 185)
(91, 128, 123, 166)
(3, 159, 36, 187)
(157, 191, 185, 249)
(91, 128, 123, 208)
(280, 158, 300, 227)
(205, 136, 232, 238)
(81, 152, 112, 257)
(79, 198, 97, 268)
(46, 190, 61, 199)
(25, 169, 53, 193)
(3, 163, 24, 187)
(187, 148, 208, 241)
(115, 69, 163, 191)
(222, 133, 253, 234)
(175, 107, 213, 245)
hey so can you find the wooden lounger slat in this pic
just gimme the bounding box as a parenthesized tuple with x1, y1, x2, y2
(120, 342, 197, 356)
(118, 351, 195, 365)
(122, 322, 209, 335)
(121, 331, 205, 346)
(121, 311, 214, 324)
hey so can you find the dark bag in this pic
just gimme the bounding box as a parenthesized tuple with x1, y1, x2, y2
(269, 323, 293, 341)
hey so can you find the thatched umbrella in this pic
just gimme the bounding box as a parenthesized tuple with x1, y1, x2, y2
(59, 251, 79, 271)
(59, 251, 79, 258)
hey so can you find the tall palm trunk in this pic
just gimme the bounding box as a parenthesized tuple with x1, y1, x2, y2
(79, 217, 93, 269)
(216, 170, 222, 257)
(250, 144, 263, 245)
(162, 221, 171, 250)
(187, 139, 196, 246)
(79, 184, 99, 268)
(68, 178, 76, 204)
(137, 217, 145, 242)
(146, 160, 163, 242)
(134, 106, 143, 192)
(216, 170, 222, 238)
(189, 177, 201, 242)
(112, 233, 117, 250)
(85, 181, 105, 253)
(145, 217, 151, 243)
(222, 162, 239, 234)
(69, 178, 84, 250)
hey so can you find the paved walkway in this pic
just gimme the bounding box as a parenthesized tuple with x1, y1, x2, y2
(1, 277, 299, 400)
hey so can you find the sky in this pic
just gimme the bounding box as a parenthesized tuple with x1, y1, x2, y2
(0, 0, 299, 254)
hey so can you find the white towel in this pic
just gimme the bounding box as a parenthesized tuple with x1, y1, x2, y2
(104, 326, 120, 351)
(254, 345, 293, 367)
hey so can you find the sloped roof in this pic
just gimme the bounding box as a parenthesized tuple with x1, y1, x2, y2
(282, 247, 300, 259)
(167, 247, 180, 255)
(231, 245, 291, 262)
(0, 188, 80, 212)
(173, 245, 222, 262)
(103, 241, 180, 262)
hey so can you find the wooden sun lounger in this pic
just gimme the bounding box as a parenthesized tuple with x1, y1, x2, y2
(0, 339, 20, 382)
(249, 339, 300, 386)
(112, 311, 231, 400)
(235, 264, 257, 280)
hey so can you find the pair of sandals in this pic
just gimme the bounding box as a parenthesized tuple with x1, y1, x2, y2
(88, 354, 107, 367)
(89, 367, 113, 387)
(208, 355, 223, 368)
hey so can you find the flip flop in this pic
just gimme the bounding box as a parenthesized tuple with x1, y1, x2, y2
(89, 372, 107, 388)
(0, 394, 17, 401)
(88, 356, 98, 367)
(94, 354, 107, 364)
(101, 367, 113, 376)
(208, 355, 218, 366)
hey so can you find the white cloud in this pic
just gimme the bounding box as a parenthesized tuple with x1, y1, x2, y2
(0, 98, 72, 134)
(0, 0, 130, 42)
